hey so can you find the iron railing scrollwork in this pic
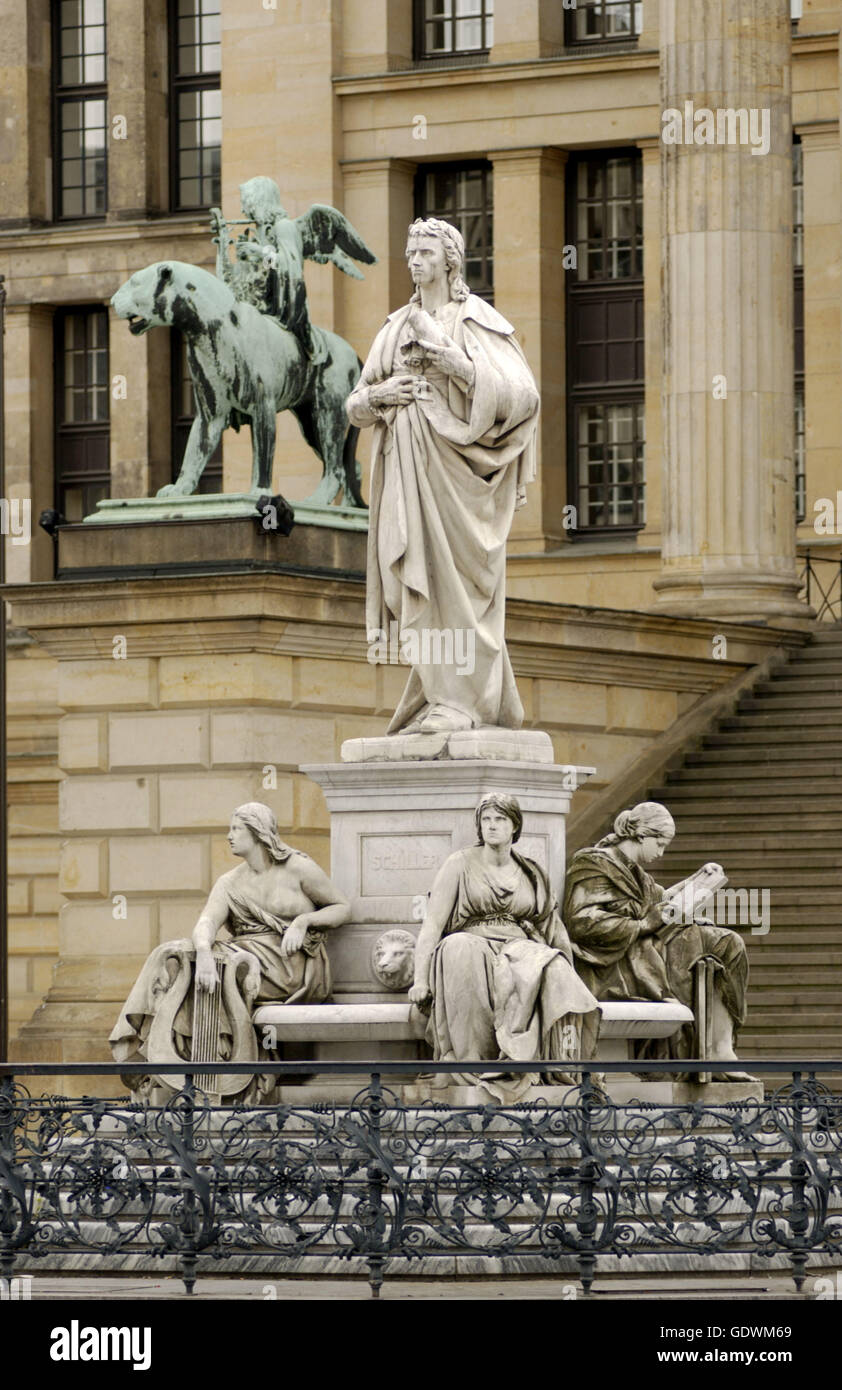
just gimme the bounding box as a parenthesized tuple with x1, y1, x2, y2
(2, 1060, 842, 1298)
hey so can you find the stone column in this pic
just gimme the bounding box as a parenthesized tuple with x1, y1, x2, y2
(107, 0, 169, 220)
(797, 123, 841, 537)
(108, 307, 171, 500)
(639, 137, 663, 545)
(4, 305, 54, 584)
(0, 0, 50, 228)
(490, 148, 567, 551)
(490, 0, 565, 62)
(654, 0, 805, 618)
(341, 159, 416, 358)
(340, 0, 413, 73)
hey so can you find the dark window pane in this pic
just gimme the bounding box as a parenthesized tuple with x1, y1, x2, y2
(416, 162, 493, 301)
(570, 0, 641, 44)
(417, 0, 492, 57)
(56, 308, 111, 518)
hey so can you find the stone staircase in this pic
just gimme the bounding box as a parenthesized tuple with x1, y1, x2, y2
(651, 624, 842, 1077)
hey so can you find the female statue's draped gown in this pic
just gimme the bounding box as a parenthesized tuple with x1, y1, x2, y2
(563, 845, 748, 1058)
(109, 865, 331, 1084)
(425, 847, 600, 1099)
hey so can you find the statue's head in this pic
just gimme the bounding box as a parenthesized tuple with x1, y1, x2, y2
(406, 217, 470, 303)
(474, 792, 523, 847)
(229, 802, 294, 862)
(239, 176, 287, 224)
(598, 801, 675, 864)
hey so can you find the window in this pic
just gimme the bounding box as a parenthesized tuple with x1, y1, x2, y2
(566, 0, 641, 46)
(52, 0, 108, 219)
(414, 0, 493, 60)
(567, 152, 645, 532)
(55, 308, 110, 521)
(171, 331, 222, 493)
(170, 0, 221, 211)
(793, 138, 805, 522)
(415, 163, 494, 301)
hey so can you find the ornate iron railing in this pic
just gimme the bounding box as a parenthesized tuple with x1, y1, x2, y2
(798, 549, 842, 621)
(2, 1060, 842, 1298)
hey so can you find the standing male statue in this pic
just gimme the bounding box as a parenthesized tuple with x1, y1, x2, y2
(347, 218, 540, 736)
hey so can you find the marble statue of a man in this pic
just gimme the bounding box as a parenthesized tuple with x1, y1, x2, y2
(346, 218, 540, 735)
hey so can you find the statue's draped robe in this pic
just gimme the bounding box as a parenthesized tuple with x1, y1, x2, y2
(109, 872, 331, 1083)
(425, 847, 599, 1099)
(563, 846, 748, 1057)
(347, 295, 539, 732)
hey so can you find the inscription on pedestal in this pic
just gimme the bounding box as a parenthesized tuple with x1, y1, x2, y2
(360, 833, 451, 897)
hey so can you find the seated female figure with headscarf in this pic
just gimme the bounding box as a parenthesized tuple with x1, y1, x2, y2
(109, 802, 350, 1099)
(563, 801, 750, 1080)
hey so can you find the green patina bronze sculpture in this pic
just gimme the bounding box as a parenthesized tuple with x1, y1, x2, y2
(110, 176, 376, 508)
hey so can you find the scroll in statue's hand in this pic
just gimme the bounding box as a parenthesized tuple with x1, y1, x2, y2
(195, 949, 218, 992)
(281, 916, 310, 958)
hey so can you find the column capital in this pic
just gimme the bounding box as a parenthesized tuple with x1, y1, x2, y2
(340, 157, 418, 178)
(794, 120, 840, 151)
(489, 147, 568, 175)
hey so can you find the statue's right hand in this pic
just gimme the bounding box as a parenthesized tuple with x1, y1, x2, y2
(195, 950, 218, 992)
(369, 376, 416, 408)
(408, 983, 431, 1005)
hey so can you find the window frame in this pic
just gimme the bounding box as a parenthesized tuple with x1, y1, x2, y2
(413, 160, 494, 303)
(413, 0, 493, 62)
(168, 0, 222, 213)
(51, 0, 109, 222)
(564, 0, 642, 49)
(54, 305, 111, 521)
(565, 148, 646, 538)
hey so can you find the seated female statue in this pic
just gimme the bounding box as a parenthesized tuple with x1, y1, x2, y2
(408, 793, 599, 1100)
(109, 802, 350, 1099)
(563, 801, 750, 1079)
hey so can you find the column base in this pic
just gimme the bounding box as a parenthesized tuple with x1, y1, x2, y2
(652, 568, 813, 621)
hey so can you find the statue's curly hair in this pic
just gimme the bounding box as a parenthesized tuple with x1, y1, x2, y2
(406, 217, 470, 303)
(474, 793, 523, 845)
(595, 801, 675, 849)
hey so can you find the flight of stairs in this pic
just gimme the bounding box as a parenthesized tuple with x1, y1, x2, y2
(651, 624, 842, 1076)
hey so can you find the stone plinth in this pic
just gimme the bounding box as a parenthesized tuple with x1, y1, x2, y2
(301, 758, 595, 1000)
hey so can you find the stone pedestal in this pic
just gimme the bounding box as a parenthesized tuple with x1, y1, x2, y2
(301, 757, 594, 1001)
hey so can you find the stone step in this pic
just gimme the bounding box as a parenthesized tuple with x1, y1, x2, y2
(653, 783, 842, 802)
(759, 675, 842, 694)
(687, 745, 842, 766)
(663, 831, 841, 851)
(720, 709, 842, 728)
(737, 693, 842, 712)
(658, 813, 842, 833)
(707, 725, 842, 745)
(745, 989, 842, 1005)
(662, 851, 842, 868)
(671, 760, 842, 780)
(772, 660, 842, 678)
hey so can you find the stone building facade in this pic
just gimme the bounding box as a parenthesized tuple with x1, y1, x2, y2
(0, 0, 839, 1065)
